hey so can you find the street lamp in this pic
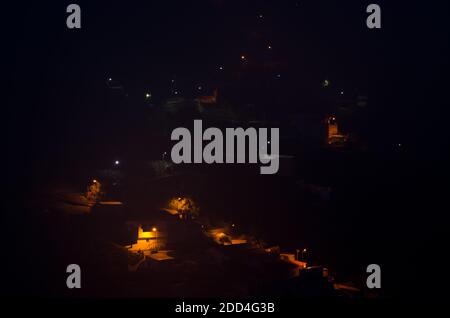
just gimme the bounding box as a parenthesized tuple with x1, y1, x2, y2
(296, 248, 307, 261)
(115, 160, 120, 166)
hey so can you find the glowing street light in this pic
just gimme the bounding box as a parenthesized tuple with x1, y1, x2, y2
(268, 45, 272, 50)
(152, 227, 157, 232)
(145, 92, 151, 99)
(296, 248, 308, 261)
(219, 66, 223, 70)
(241, 55, 246, 61)
(302, 248, 307, 260)
(115, 160, 120, 165)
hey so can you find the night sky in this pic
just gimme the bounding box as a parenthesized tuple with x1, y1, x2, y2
(3, 0, 450, 303)
(8, 1, 449, 159)
(6, 0, 450, 202)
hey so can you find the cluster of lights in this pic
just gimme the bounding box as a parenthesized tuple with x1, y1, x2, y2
(106, 6, 314, 102)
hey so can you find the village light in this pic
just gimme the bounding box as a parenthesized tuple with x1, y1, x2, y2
(152, 227, 157, 232)
(115, 160, 120, 165)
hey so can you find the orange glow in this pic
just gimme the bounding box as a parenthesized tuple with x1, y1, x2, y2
(168, 197, 199, 219)
(138, 226, 156, 239)
(152, 227, 157, 232)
